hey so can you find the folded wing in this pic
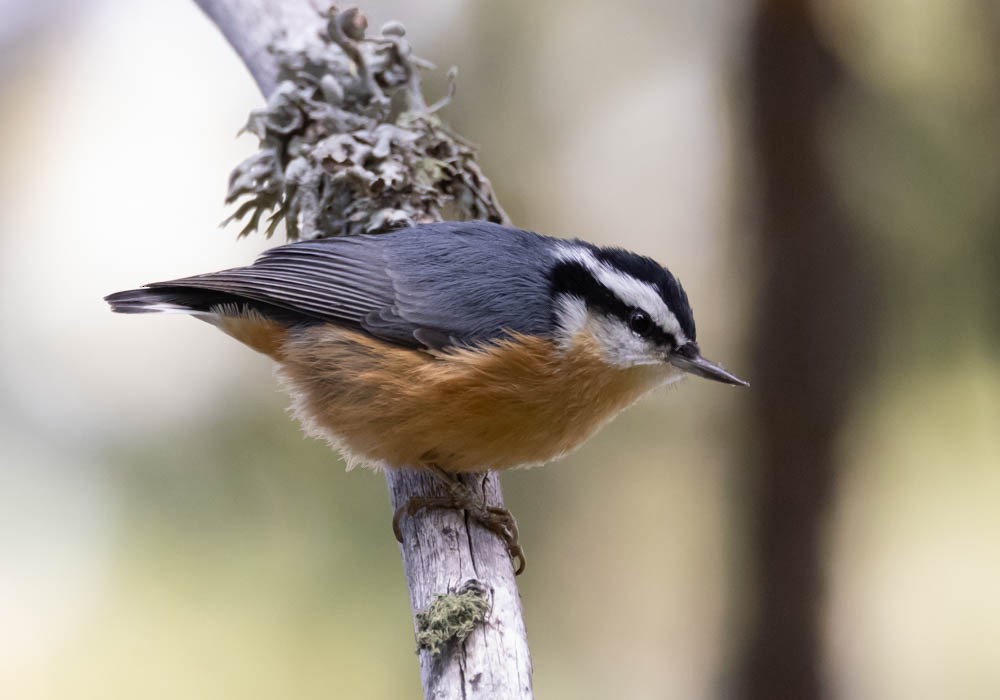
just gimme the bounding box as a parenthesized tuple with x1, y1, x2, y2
(114, 222, 555, 351)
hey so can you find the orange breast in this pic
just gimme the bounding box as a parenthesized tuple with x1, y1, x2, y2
(275, 326, 673, 472)
(215, 308, 288, 359)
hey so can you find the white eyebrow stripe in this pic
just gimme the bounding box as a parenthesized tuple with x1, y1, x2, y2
(555, 246, 687, 344)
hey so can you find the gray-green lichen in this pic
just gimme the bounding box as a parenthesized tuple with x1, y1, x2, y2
(415, 579, 490, 656)
(225, 5, 508, 241)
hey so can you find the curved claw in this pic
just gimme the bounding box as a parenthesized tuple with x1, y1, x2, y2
(391, 471, 528, 575)
(393, 495, 451, 542)
(510, 545, 526, 576)
(392, 505, 405, 543)
(471, 504, 526, 575)
(393, 500, 528, 574)
(486, 506, 520, 542)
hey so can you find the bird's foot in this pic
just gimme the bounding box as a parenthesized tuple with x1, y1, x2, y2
(392, 473, 526, 576)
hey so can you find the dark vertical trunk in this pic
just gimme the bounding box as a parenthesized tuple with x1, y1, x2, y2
(741, 2, 867, 698)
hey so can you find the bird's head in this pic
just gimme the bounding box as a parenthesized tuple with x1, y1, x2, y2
(550, 243, 748, 387)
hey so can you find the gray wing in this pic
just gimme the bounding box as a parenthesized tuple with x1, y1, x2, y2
(151, 221, 557, 349)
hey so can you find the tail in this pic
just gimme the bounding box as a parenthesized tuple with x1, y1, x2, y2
(106, 286, 295, 358)
(104, 287, 235, 315)
(105, 286, 313, 332)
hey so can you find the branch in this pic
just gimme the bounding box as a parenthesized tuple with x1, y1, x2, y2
(191, 1, 531, 697)
(194, 0, 319, 96)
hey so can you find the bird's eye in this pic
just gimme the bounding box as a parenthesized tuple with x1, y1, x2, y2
(628, 310, 652, 336)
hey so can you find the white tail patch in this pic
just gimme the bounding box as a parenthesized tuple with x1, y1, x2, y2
(142, 302, 200, 314)
(140, 303, 223, 327)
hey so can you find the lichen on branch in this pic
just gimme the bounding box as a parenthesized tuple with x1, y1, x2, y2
(414, 580, 491, 656)
(224, 5, 508, 241)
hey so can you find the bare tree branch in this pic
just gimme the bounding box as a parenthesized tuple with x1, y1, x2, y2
(195, 0, 319, 96)
(190, 1, 532, 697)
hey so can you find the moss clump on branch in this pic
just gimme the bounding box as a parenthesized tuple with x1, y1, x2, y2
(415, 580, 490, 656)
(225, 4, 508, 240)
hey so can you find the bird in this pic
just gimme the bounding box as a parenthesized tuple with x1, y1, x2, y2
(106, 221, 747, 574)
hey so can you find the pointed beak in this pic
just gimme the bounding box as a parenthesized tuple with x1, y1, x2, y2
(669, 344, 749, 388)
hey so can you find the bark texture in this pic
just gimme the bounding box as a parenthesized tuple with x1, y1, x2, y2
(387, 470, 532, 698)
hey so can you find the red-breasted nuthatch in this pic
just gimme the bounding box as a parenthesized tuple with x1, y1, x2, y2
(107, 221, 747, 573)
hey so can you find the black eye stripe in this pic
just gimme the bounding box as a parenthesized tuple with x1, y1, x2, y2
(551, 261, 630, 319)
(586, 245, 697, 341)
(643, 320, 676, 349)
(551, 261, 677, 349)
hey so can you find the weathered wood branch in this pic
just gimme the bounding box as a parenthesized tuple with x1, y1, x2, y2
(194, 0, 318, 96)
(190, 1, 532, 697)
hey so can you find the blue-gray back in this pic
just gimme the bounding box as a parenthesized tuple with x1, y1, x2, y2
(152, 221, 558, 349)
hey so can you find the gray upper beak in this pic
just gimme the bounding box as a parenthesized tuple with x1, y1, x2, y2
(669, 344, 749, 388)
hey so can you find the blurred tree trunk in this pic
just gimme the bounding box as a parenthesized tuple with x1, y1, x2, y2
(741, 2, 869, 698)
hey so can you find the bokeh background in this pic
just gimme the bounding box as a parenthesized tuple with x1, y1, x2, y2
(2, 0, 998, 698)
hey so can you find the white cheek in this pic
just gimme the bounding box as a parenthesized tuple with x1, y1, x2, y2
(553, 296, 588, 347)
(586, 316, 660, 367)
(555, 298, 671, 369)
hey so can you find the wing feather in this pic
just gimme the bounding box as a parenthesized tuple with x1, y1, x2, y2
(145, 222, 556, 350)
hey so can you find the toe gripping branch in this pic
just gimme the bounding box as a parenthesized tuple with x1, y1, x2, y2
(393, 468, 526, 576)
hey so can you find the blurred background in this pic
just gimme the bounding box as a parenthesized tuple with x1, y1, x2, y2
(1, 0, 998, 697)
